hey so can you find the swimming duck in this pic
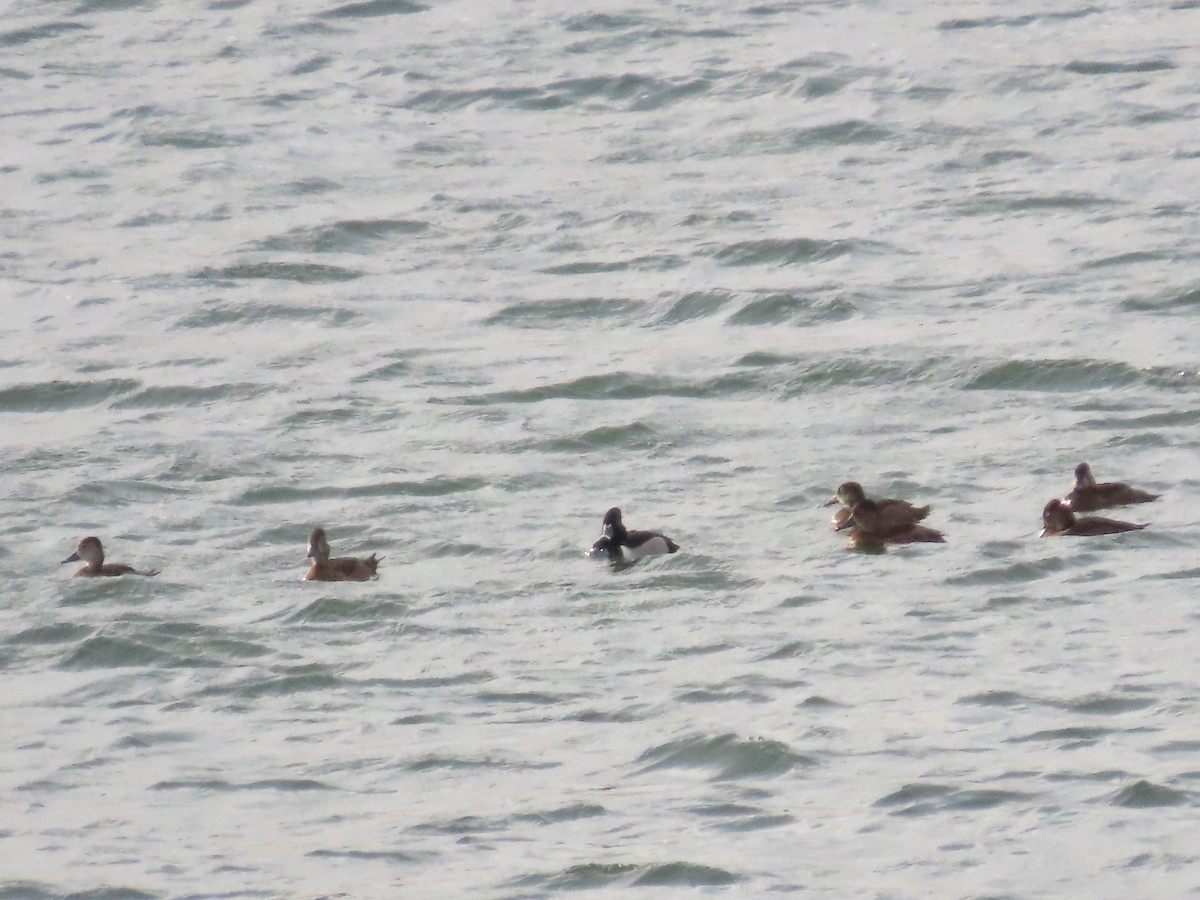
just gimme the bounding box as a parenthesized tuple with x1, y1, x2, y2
(61, 536, 159, 577)
(1064, 462, 1159, 512)
(1040, 498, 1147, 537)
(842, 499, 946, 545)
(825, 481, 930, 531)
(587, 507, 679, 560)
(305, 527, 380, 581)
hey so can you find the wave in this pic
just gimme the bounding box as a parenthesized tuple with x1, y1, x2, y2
(726, 290, 856, 325)
(938, 8, 1099, 30)
(634, 732, 813, 780)
(707, 236, 870, 266)
(197, 665, 341, 698)
(404, 72, 709, 114)
(191, 262, 363, 283)
(174, 300, 361, 327)
(137, 129, 248, 149)
(317, 0, 427, 18)
(1066, 59, 1175, 75)
(1108, 780, 1192, 808)
(0, 378, 138, 411)
(962, 359, 1195, 392)
(538, 254, 685, 275)
(0, 22, 88, 48)
(658, 289, 734, 323)
(285, 597, 410, 625)
(307, 848, 424, 862)
(7, 623, 93, 646)
(733, 120, 894, 153)
(61, 635, 175, 669)
(153, 777, 335, 792)
(232, 476, 484, 504)
(449, 371, 765, 404)
(113, 383, 270, 409)
(534, 421, 659, 453)
(954, 192, 1113, 215)
(485, 297, 648, 327)
(513, 860, 741, 891)
(252, 218, 431, 254)
(1122, 285, 1200, 312)
(874, 781, 1032, 816)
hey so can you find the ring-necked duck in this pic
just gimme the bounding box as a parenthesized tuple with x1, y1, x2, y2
(1064, 462, 1159, 512)
(825, 481, 930, 531)
(305, 527, 380, 581)
(587, 507, 679, 560)
(62, 536, 159, 577)
(1040, 498, 1147, 537)
(842, 499, 946, 546)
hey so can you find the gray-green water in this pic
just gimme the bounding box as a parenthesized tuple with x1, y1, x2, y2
(3, 0, 1200, 896)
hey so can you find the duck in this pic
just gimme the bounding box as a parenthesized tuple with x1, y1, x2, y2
(842, 499, 946, 546)
(305, 527, 380, 581)
(1040, 498, 1147, 537)
(61, 536, 159, 577)
(1063, 462, 1159, 512)
(587, 507, 678, 560)
(825, 481, 930, 531)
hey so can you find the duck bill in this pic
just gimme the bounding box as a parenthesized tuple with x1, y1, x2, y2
(61, 552, 80, 564)
(1037, 527, 1049, 538)
(834, 517, 856, 532)
(822, 497, 839, 507)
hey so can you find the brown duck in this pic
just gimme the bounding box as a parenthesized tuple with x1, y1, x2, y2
(305, 528, 380, 581)
(825, 481, 930, 531)
(842, 499, 945, 546)
(1040, 499, 1147, 537)
(1064, 462, 1158, 512)
(62, 536, 159, 577)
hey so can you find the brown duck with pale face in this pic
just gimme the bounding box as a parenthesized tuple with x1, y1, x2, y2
(1040, 498, 1147, 537)
(842, 499, 946, 546)
(62, 536, 159, 577)
(305, 528, 380, 581)
(1064, 462, 1159, 513)
(825, 481, 930, 532)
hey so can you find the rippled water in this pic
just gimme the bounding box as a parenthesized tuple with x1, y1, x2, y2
(3, 0, 1200, 896)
